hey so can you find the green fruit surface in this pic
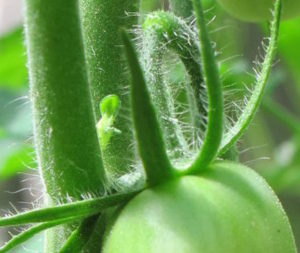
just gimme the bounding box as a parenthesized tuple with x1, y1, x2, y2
(103, 161, 297, 253)
(217, 0, 300, 22)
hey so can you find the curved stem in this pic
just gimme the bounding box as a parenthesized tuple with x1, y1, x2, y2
(141, 11, 205, 158)
(79, 0, 140, 179)
(218, 0, 281, 156)
(183, 0, 224, 174)
(0, 218, 78, 253)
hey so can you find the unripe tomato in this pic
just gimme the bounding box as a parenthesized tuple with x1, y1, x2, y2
(103, 162, 296, 253)
(217, 0, 300, 22)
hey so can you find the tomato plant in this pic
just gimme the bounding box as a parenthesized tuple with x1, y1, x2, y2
(217, 0, 300, 22)
(0, 0, 298, 252)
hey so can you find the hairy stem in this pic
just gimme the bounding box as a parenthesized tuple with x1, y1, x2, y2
(0, 193, 137, 227)
(218, 0, 281, 155)
(141, 12, 206, 159)
(79, 0, 140, 180)
(24, 0, 106, 250)
(24, 0, 106, 201)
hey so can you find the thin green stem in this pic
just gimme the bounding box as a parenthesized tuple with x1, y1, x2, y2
(0, 217, 77, 253)
(79, 0, 140, 179)
(183, 0, 223, 174)
(0, 192, 138, 227)
(122, 31, 174, 186)
(218, 0, 281, 156)
(262, 98, 300, 134)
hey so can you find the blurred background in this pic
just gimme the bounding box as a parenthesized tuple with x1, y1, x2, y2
(0, 0, 299, 252)
(0, 0, 44, 251)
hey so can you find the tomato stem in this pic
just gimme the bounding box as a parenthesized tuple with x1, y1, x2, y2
(25, 0, 106, 202)
(79, 0, 140, 180)
(24, 1, 107, 250)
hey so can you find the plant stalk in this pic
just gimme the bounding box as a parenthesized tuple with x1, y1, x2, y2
(79, 0, 140, 181)
(24, 0, 106, 250)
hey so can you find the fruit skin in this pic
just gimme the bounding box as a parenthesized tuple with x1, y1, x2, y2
(103, 161, 297, 253)
(217, 0, 300, 22)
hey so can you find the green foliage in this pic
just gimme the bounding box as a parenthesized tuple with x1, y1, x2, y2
(0, 28, 27, 90)
(278, 17, 300, 91)
(0, 144, 34, 179)
(217, 0, 300, 21)
(0, 90, 35, 180)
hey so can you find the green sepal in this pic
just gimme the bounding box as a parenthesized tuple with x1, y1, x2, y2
(0, 192, 138, 227)
(184, 0, 224, 174)
(121, 31, 174, 186)
(218, 0, 282, 155)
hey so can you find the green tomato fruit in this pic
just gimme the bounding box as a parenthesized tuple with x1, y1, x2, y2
(103, 162, 296, 253)
(217, 0, 300, 22)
